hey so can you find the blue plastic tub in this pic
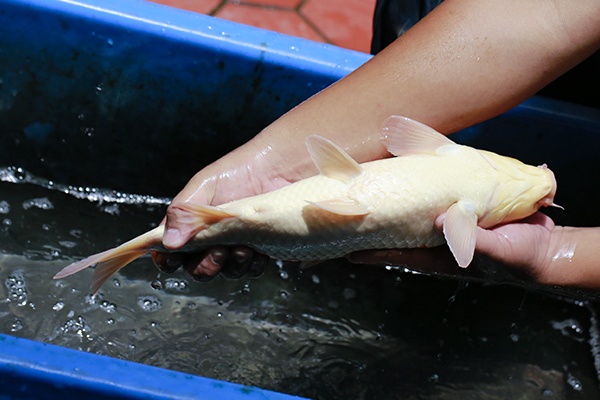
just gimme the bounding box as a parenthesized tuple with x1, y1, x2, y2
(1, 0, 600, 399)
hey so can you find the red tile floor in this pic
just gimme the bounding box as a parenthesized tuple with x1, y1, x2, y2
(148, 0, 376, 53)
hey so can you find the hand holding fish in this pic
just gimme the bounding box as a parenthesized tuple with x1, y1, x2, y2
(54, 116, 560, 294)
(148, 0, 600, 289)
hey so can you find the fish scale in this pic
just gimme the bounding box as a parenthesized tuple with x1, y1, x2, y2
(53, 116, 557, 295)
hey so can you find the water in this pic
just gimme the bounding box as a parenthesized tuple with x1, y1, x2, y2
(1, 168, 600, 399)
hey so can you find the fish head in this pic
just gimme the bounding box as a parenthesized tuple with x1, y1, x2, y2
(479, 151, 558, 226)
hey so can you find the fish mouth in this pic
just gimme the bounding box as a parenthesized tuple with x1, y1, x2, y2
(536, 164, 562, 209)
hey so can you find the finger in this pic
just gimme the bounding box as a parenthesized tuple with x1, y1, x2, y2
(162, 203, 202, 249)
(151, 250, 185, 273)
(183, 247, 229, 282)
(220, 246, 253, 279)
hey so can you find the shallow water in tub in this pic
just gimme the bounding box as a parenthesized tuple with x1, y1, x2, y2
(1, 167, 600, 399)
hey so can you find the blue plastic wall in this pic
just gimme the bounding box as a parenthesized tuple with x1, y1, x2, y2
(0, 0, 370, 197)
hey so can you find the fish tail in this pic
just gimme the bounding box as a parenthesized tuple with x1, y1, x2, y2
(53, 227, 162, 295)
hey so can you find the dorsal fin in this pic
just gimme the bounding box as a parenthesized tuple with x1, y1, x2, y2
(306, 135, 363, 183)
(381, 116, 456, 156)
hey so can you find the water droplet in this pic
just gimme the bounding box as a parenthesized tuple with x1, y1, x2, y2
(216, 312, 223, 318)
(52, 301, 65, 311)
(279, 270, 289, 280)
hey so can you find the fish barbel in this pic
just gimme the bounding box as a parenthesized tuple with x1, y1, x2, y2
(54, 116, 558, 294)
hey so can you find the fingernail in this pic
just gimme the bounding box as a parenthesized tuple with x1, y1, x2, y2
(163, 228, 182, 248)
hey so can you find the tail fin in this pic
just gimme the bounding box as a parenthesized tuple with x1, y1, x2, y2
(53, 227, 163, 295)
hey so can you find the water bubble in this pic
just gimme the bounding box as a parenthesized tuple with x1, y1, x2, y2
(100, 203, 120, 215)
(343, 288, 357, 300)
(62, 316, 89, 339)
(5, 271, 27, 306)
(279, 270, 289, 280)
(164, 278, 189, 293)
(22, 197, 54, 210)
(311, 274, 320, 284)
(566, 372, 582, 391)
(0, 200, 10, 214)
(52, 301, 65, 311)
(150, 280, 163, 290)
(542, 388, 554, 397)
(216, 312, 223, 318)
(2, 218, 11, 226)
(10, 318, 23, 332)
(137, 295, 162, 312)
(551, 319, 585, 342)
(59, 240, 77, 249)
(99, 300, 117, 314)
(241, 283, 251, 295)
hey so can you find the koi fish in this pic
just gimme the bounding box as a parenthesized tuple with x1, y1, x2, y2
(54, 116, 558, 294)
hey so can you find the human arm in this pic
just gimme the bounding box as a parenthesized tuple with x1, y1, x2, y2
(153, 0, 600, 280)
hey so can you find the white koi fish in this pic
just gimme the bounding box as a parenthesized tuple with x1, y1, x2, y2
(54, 116, 558, 294)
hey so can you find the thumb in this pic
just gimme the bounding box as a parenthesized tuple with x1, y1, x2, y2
(162, 202, 200, 249)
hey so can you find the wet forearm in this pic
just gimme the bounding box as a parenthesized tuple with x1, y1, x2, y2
(540, 227, 600, 288)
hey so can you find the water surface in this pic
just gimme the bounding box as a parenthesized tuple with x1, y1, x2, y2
(1, 168, 599, 399)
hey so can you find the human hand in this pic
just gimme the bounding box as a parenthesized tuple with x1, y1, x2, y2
(150, 150, 294, 281)
(348, 212, 557, 283)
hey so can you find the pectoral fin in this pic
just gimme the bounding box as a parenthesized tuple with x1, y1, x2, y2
(175, 203, 236, 228)
(306, 135, 363, 183)
(382, 116, 455, 156)
(307, 199, 370, 216)
(442, 201, 478, 268)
